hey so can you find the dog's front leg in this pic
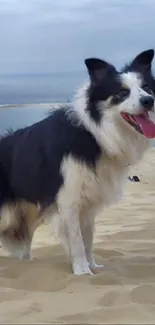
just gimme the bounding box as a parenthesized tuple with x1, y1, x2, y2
(60, 205, 93, 275)
(80, 212, 104, 272)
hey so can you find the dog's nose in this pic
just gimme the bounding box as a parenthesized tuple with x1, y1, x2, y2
(140, 95, 154, 110)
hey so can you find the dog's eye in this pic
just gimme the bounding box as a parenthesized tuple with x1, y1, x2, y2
(112, 88, 130, 105)
(118, 88, 130, 98)
(142, 84, 152, 94)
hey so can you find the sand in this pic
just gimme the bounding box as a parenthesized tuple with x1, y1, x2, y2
(1, 148, 155, 324)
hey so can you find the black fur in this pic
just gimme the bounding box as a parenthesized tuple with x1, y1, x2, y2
(85, 60, 122, 123)
(0, 108, 101, 209)
(0, 49, 154, 213)
(122, 49, 155, 94)
(85, 50, 155, 124)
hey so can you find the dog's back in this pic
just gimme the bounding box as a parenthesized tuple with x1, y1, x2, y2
(0, 107, 101, 207)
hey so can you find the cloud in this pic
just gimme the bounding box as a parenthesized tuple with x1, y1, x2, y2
(0, 0, 154, 74)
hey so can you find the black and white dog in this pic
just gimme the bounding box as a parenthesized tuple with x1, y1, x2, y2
(0, 49, 155, 275)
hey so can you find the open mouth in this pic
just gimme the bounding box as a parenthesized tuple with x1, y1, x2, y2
(121, 111, 155, 139)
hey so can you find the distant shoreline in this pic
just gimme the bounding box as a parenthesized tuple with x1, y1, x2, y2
(0, 103, 71, 110)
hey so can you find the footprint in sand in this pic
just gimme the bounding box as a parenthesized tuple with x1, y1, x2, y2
(131, 284, 155, 305)
(94, 248, 124, 259)
(90, 273, 122, 285)
(99, 290, 130, 306)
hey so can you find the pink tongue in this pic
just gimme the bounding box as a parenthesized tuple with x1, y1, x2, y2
(134, 115, 155, 139)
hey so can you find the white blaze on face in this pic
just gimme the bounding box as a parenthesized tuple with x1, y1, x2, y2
(120, 72, 147, 115)
(118, 72, 155, 139)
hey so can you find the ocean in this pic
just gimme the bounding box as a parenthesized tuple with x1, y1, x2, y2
(0, 0, 155, 133)
(0, 73, 84, 106)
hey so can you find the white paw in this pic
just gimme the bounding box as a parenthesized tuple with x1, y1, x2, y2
(72, 258, 94, 275)
(73, 266, 94, 275)
(89, 262, 105, 273)
(91, 263, 105, 270)
(20, 253, 33, 261)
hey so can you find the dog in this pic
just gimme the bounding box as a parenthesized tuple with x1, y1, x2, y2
(0, 49, 155, 275)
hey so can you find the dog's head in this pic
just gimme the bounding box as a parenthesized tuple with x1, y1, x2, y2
(85, 49, 155, 139)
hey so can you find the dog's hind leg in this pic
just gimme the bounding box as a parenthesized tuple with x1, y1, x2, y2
(0, 201, 42, 260)
(58, 204, 93, 275)
(0, 230, 33, 260)
(80, 211, 104, 272)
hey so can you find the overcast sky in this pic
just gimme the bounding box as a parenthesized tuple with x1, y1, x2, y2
(0, 0, 155, 75)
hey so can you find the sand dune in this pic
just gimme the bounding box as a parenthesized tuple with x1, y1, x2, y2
(1, 148, 155, 323)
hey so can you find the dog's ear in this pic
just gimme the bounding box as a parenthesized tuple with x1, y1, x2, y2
(131, 49, 154, 70)
(85, 58, 116, 83)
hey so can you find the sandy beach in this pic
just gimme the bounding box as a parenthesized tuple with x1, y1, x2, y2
(1, 147, 155, 323)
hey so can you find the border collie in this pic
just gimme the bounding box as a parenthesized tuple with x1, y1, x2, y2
(0, 49, 155, 275)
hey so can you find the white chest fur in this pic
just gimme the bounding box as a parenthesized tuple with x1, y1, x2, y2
(58, 155, 129, 210)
